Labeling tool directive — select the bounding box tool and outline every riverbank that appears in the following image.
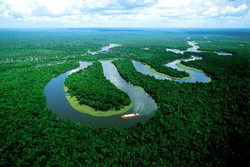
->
[64,87,133,117]
[145,63,191,80]
[176,63,204,73]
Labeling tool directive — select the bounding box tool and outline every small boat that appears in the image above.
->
[121,113,139,119]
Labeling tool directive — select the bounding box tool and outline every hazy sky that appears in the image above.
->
[0,0,249,28]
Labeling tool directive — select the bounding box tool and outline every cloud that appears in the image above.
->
[221,4,248,15]
[117,0,158,9]
[0,0,249,27]
[0,0,84,18]
[0,0,37,18]
[38,0,83,15]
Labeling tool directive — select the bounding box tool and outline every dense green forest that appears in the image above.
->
[65,62,131,111]
[0,29,249,166]
[117,46,190,78]
[113,58,249,166]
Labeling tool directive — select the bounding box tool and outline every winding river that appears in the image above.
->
[44,42,214,128]
[132,60,171,81]
[166,40,232,56]
[166,41,201,54]
[133,56,211,83]
[165,56,211,83]
[44,61,157,128]
[88,44,121,55]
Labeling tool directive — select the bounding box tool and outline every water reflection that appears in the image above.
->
[186,41,201,53]
[165,56,211,83]
[132,60,171,80]
[214,52,232,56]
[66,62,92,75]
[88,44,121,55]
[166,41,201,54]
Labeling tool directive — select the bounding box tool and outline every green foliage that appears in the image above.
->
[65,62,130,111]
[113,49,249,166]
[0,29,249,166]
[112,43,190,78]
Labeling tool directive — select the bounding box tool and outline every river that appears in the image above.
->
[88,44,121,55]
[133,56,211,83]
[44,61,157,128]
[44,41,213,128]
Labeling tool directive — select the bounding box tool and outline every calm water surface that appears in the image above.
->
[165,56,211,83]
[214,52,232,56]
[88,44,120,55]
[133,56,211,83]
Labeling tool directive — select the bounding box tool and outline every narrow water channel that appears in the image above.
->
[165,56,211,83]
[132,60,171,80]
[133,56,211,83]
[166,40,233,57]
[214,52,232,56]
[166,41,201,54]
[88,44,121,55]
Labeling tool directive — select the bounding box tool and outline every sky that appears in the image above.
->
[0,0,249,28]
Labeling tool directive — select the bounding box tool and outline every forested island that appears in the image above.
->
[65,62,132,115]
